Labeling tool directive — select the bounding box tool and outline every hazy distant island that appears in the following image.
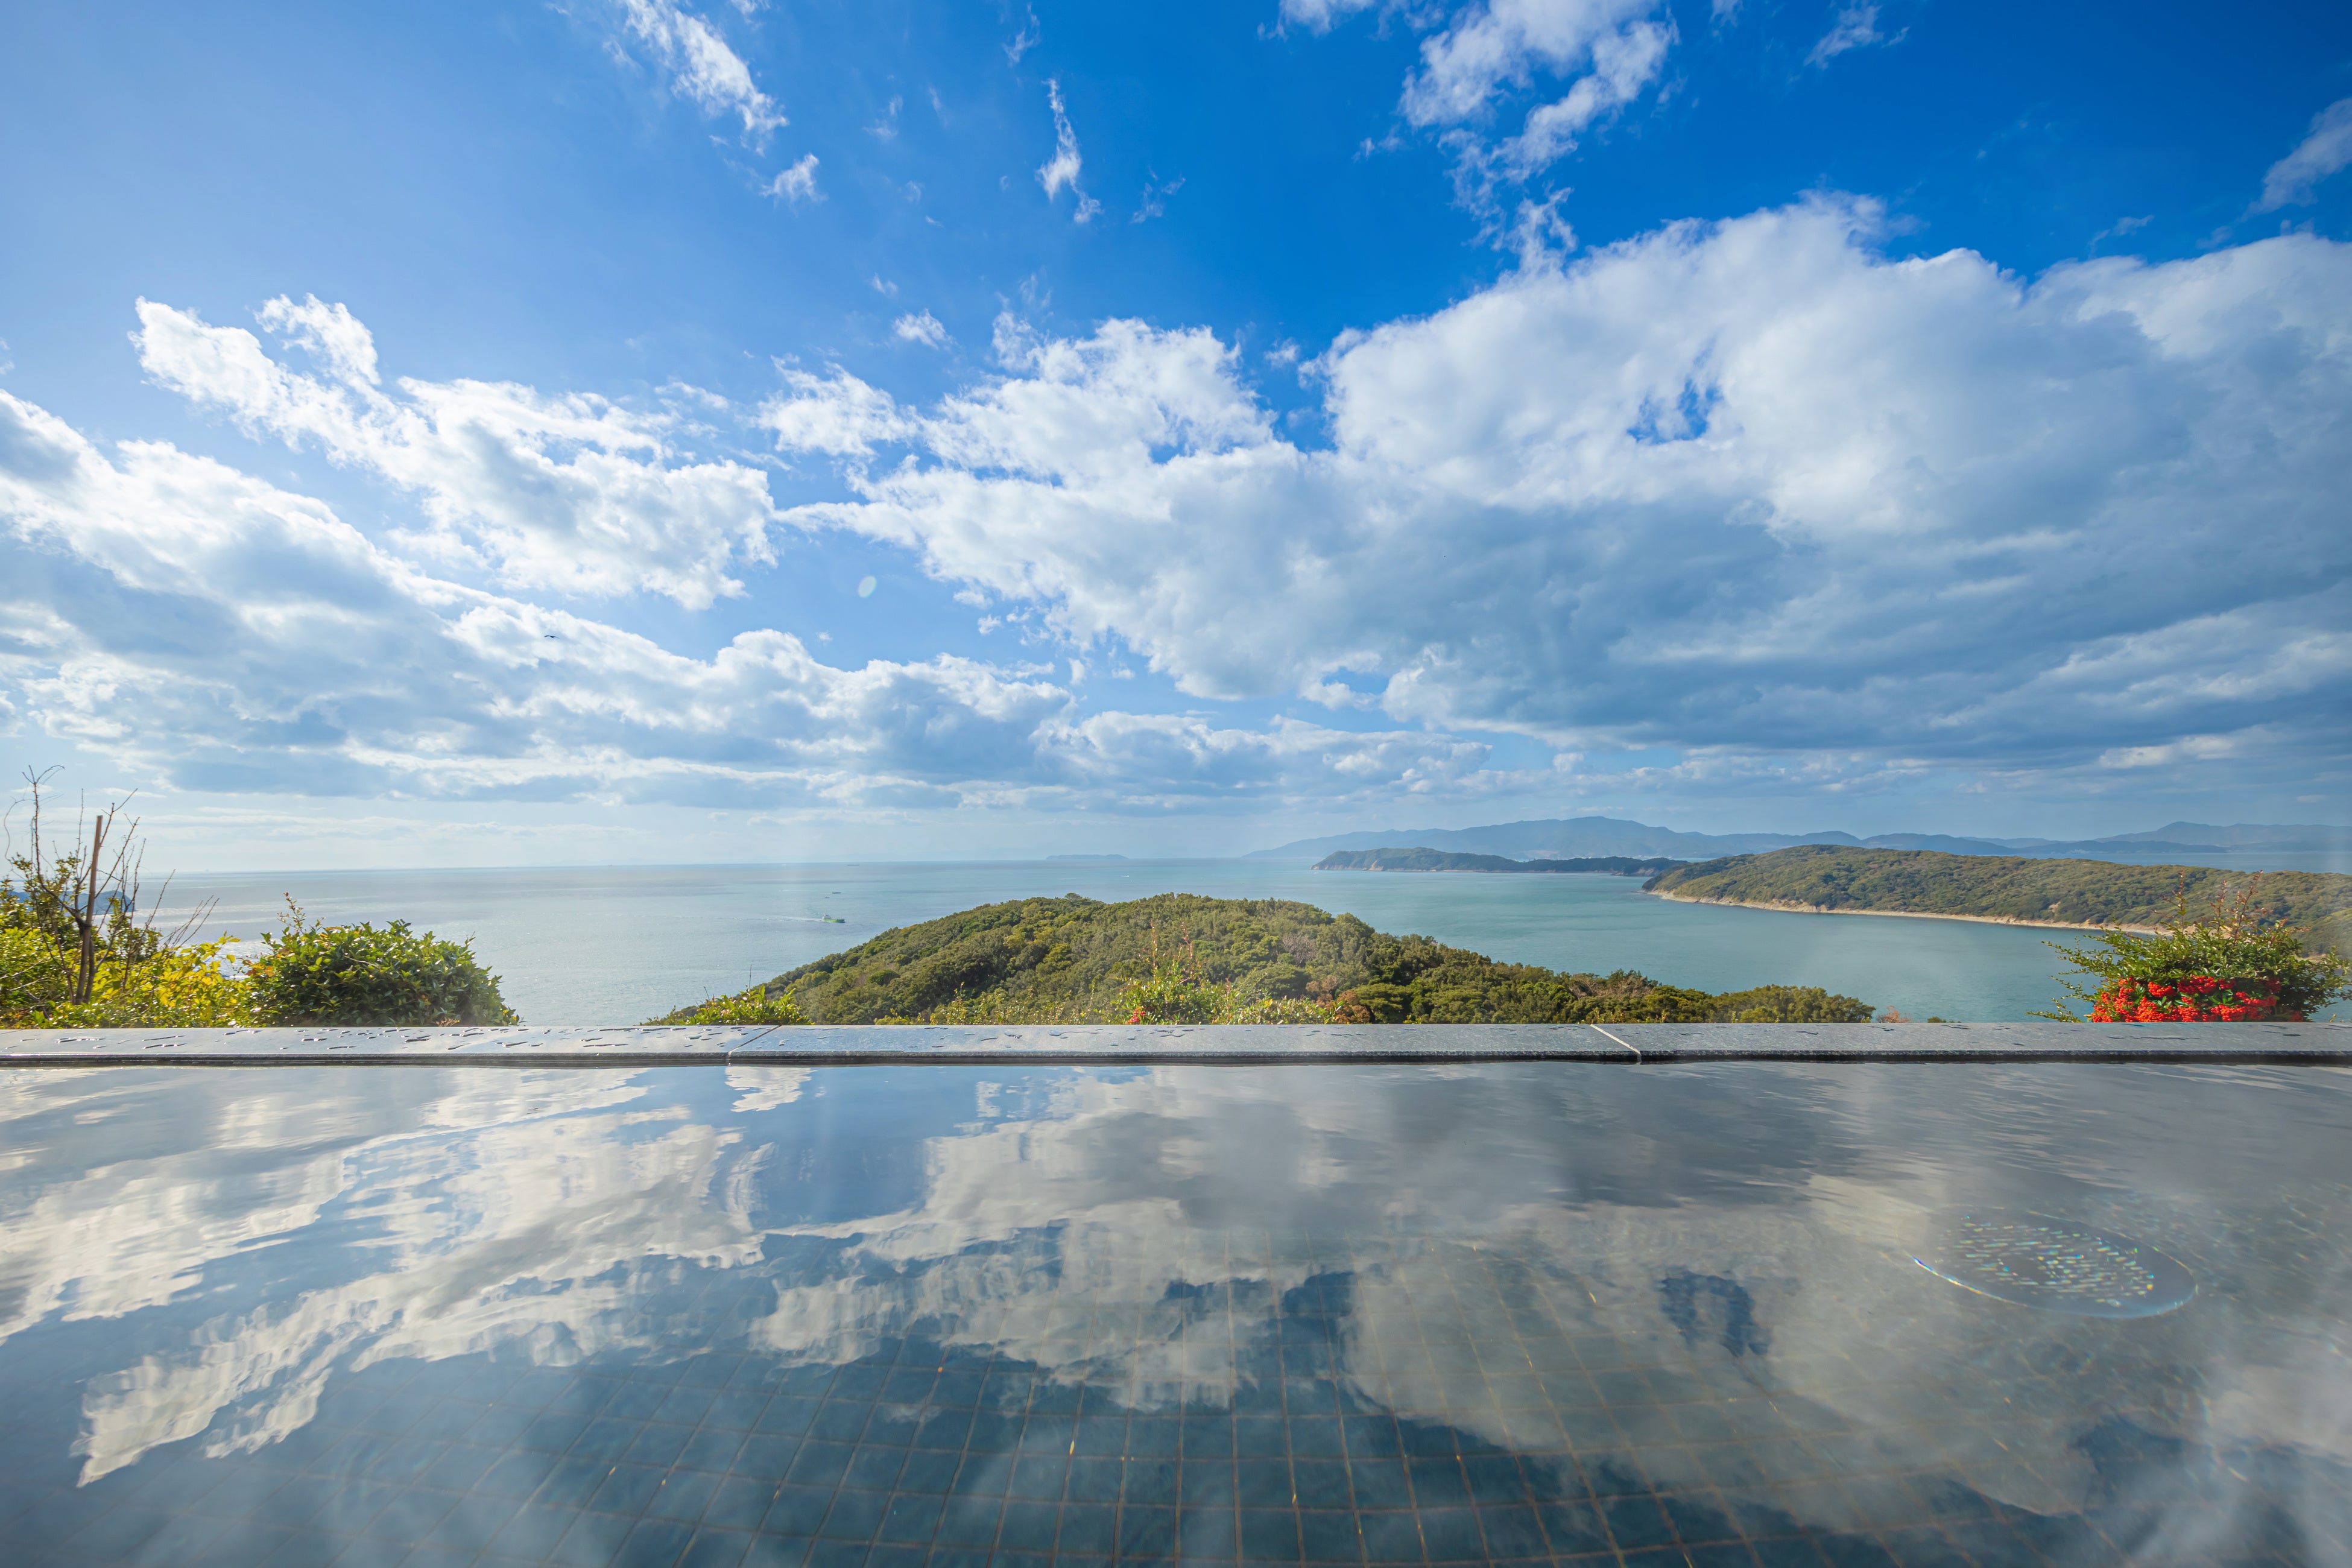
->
[1645,846,2351,950]
[1316,847,1687,877]
[657,892,1873,1025]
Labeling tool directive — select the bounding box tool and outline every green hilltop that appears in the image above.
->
[660,892,1875,1025]
[1646,846,2351,950]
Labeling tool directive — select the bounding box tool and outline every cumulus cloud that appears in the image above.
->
[893,310,950,347]
[759,365,914,456]
[2256,97,2352,212]
[1806,4,1897,67]
[1036,80,1101,223]
[769,203,2352,787]
[16,209,2352,815]
[133,295,778,608]
[611,0,785,142]
[0,378,1498,809]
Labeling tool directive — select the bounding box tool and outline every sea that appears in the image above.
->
[166,847,2349,1026]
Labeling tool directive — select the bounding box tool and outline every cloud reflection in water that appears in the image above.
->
[0,1060,2345,1561]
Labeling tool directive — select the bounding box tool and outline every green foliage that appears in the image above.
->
[1706,984,1879,1023]
[4,774,253,1028]
[668,986,809,1025]
[2037,880,2350,1022]
[25,939,256,1028]
[247,899,518,1026]
[1109,929,1342,1023]
[1648,846,2351,952]
[659,892,1871,1025]
[0,926,72,1024]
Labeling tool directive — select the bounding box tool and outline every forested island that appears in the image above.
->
[1315,847,1687,876]
[659,892,1872,1025]
[1646,846,2352,950]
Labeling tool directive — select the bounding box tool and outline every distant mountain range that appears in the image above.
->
[1250,815,2351,862]
[1314,849,1686,876]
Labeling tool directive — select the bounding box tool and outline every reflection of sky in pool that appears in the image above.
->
[1,1061,2346,1566]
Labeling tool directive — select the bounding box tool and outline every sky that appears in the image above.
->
[2,0,2349,868]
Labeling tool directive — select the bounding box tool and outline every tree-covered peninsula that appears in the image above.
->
[657,893,1873,1025]
[1646,846,2351,951]
[1315,847,1688,876]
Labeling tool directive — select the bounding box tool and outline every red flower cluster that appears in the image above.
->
[2088,975,2304,1023]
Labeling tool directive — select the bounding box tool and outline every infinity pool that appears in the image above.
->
[1,1061,2345,1566]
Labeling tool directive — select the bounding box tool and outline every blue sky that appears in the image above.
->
[2,0,2349,867]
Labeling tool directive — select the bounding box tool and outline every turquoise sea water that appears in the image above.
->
[167,858,2345,1027]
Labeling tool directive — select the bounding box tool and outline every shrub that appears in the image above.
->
[36,938,254,1028]
[672,987,808,1025]
[4,774,254,1027]
[0,926,72,1025]
[1707,985,1876,1023]
[2040,878,2349,1022]
[892,992,1072,1025]
[1116,926,1339,1024]
[247,899,517,1026]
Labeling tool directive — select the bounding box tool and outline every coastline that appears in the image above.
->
[1645,889,2161,935]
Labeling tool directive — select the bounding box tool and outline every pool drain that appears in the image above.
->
[1914,1212,2195,1318]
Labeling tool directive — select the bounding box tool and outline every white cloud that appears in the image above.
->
[1303,0,1678,212]
[1133,173,1185,224]
[771,203,2352,787]
[14,209,2352,819]
[893,310,950,348]
[611,0,785,142]
[133,296,777,609]
[1494,14,1674,172]
[1277,0,1380,30]
[2256,97,2352,212]
[2089,213,2152,253]
[1,375,1502,811]
[1806,3,1898,68]
[1036,80,1101,223]
[1402,0,1671,128]
[763,151,820,204]
[1005,5,1040,65]
[760,365,913,455]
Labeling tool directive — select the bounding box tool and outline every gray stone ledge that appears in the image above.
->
[0,1020,2344,1066]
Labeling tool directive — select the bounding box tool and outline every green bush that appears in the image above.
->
[1705,984,1877,1023]
[248,900,517,1026]
[670,987,808,1025]
[0,926,72,1023]
[2038,879,2348,1022]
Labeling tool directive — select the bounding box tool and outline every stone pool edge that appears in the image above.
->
[0,1020,2344,1066]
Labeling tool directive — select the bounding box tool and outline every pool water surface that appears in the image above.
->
[0,1061,2345,1566]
